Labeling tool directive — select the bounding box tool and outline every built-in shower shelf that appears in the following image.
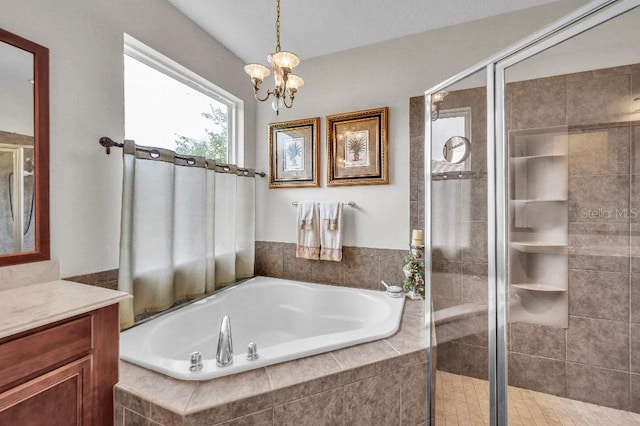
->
[511,242,568,253]
[509,126,569,328]
[511,154,567,161]
[511,198,567,203]
[511,283,567,292]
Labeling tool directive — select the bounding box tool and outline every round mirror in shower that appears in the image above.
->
[442,136,470,164]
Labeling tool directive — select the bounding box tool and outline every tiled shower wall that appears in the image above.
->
[411,64,640,411]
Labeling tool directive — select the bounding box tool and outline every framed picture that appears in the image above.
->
[268,117,320,188]
[326,107,389,186]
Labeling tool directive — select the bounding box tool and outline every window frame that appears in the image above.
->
[123,34,243,164]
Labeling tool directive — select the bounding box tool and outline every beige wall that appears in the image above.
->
[0,0,256,277]
[0,43,33,135]
[254,0,588,250]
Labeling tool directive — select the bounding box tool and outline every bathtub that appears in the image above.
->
[120,276,405,380]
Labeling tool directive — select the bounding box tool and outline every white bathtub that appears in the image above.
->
[120,276,405,380]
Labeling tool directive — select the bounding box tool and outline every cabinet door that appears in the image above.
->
[0,356,92,426]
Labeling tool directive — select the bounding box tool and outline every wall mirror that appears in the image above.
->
[431,107,471,171]
[0,28,49,266]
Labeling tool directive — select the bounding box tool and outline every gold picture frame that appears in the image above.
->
[326,107,389,186]
[268,117,320,188]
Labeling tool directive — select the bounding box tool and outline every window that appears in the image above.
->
[124,36,242,164]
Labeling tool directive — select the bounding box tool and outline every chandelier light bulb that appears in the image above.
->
[274,67,283,83]
[287,74,304,92]
[244,63,270,81]
[270,51,300,70]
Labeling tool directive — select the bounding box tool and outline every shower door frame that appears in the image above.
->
[423,0,640,424]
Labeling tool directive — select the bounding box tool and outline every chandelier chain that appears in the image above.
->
[275,0,281,52]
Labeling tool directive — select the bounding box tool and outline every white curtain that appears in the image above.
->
[118,141,255,328]
[236,169,256,279]
[214,165,237,288]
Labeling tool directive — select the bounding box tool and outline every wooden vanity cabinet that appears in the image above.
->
[0,303,119,425]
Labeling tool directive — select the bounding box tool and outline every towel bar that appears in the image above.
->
[292,201,356,207]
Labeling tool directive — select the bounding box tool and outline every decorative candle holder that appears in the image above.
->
[409,244,424,258]
[403,244,425,300]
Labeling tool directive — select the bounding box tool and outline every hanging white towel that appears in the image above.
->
[296,201,320,260]
[319,201,343,262]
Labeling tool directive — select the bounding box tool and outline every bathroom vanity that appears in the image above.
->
[0,281,128,425]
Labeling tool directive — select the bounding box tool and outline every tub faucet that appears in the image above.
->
[216,315,234,367]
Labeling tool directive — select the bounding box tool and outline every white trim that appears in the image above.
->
[424,92,434,426]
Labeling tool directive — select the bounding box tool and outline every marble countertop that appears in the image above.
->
[0,280,129,339]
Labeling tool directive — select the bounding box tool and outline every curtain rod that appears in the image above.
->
[99,137,266,177]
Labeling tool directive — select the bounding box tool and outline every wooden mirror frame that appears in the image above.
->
[0,28,50,266]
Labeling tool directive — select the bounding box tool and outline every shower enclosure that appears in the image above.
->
[424,0,640,423]
[0,144,34,255]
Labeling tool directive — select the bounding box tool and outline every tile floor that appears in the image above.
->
[435,371,640,425]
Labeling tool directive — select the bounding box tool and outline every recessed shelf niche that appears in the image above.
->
[509,126,569,328]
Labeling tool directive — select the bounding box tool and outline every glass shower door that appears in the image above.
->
[425,69,492,424]
[499,3,640,422]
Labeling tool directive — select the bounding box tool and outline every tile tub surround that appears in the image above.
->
[115,299,428,426]
[256,242,408,291]
[65,245,407,294]
[411,64,640,411]
[64,268,119,290]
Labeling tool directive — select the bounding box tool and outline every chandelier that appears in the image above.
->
[244,0,303,115]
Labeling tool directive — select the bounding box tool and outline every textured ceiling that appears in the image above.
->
[166,0,564,63]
